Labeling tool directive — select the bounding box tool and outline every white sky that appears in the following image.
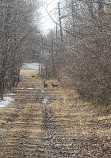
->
[39,0,59,34]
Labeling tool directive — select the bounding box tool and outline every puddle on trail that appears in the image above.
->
[42,96,49,105]
[22,63,39,70]
[8,93,16,96]
[28,88,36,95]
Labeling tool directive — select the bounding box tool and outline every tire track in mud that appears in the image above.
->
[40,92,78,158]
[41,94,57,157]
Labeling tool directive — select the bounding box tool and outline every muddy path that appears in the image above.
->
[0,69,111,158]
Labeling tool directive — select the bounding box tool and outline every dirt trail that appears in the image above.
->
[0,69,111,158]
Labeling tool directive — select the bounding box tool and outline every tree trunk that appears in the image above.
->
[0,80,4,100]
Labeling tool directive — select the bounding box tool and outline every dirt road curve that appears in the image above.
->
[0,69,111,158]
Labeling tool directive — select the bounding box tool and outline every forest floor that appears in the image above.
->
[0,69,111,158]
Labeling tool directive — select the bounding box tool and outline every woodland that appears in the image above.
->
[0,0,111,107]
[0,1,111,157]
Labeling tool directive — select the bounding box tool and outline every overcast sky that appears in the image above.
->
[39,0,59,34]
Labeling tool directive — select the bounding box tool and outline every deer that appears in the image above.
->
[43,81,48,88]
[52,83,58,88]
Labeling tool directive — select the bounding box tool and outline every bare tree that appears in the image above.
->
[0,0,40,99]
[42,0,111,105]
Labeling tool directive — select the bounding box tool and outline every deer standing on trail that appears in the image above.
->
[43,81,48,88]
[52,83,58,88]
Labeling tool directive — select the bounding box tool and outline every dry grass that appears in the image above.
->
[46,82,111,157]
[0,69,111,158]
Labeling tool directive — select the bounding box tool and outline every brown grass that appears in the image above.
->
[0,69,111,157]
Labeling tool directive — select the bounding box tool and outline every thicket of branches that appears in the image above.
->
[0,0,40,99]
[40,0,111,106]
